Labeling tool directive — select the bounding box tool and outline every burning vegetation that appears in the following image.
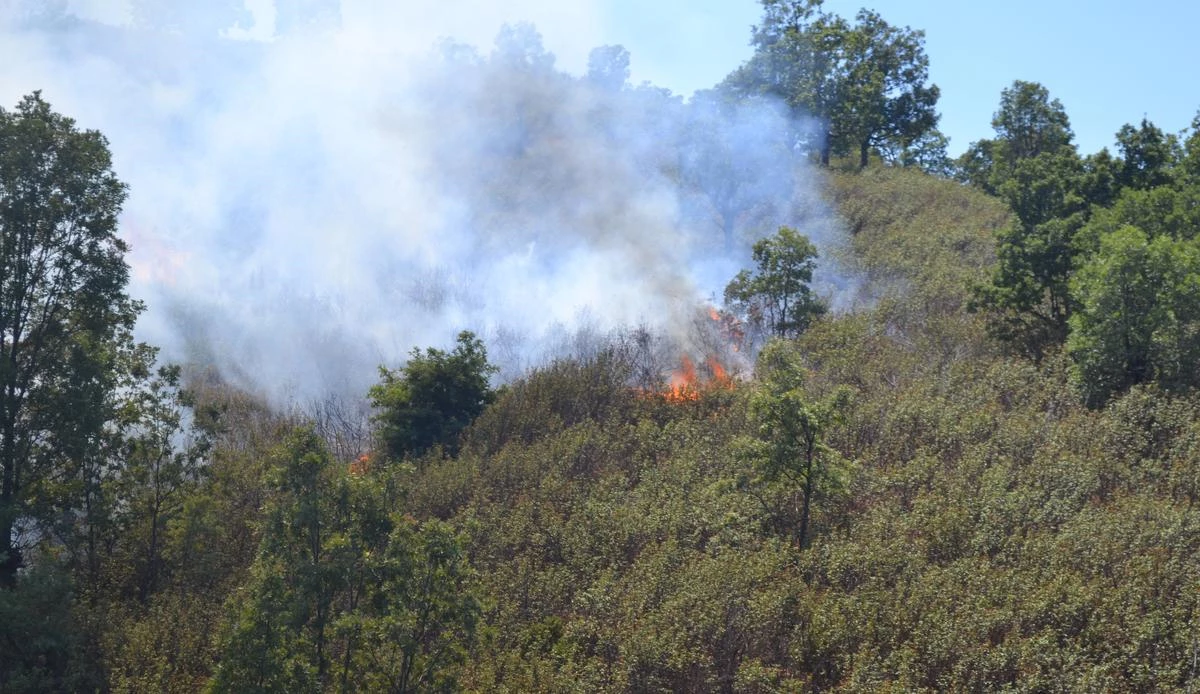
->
[646,304,744,403]
[660,354,735,402]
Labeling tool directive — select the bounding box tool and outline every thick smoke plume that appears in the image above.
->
[0,1,843,403]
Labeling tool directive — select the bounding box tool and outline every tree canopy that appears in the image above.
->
[722,0,940,167]
[725,226,826,341]
[369,331,497,461]
[0,93,143,587]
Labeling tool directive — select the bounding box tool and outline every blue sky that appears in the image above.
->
[601,0,1200,157]
[57,1,1200,157]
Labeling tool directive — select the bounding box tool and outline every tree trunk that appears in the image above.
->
[798,438,815,550]
[859,140,870,169]
[0,515,17,588]
[1,415,18,588]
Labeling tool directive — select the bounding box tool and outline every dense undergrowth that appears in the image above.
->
[406,166,1200,691]
[8,165,1198,692]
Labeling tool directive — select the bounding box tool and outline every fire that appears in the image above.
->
[665,355,701,402]
[642,304,742,404]
[660,354,735,403]
[707,355,730,386]
[706,304,747,354]
[349,453,371,476]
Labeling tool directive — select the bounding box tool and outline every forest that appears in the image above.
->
[3,0,1200,691]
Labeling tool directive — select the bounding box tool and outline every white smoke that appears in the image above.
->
[0,1,842,402]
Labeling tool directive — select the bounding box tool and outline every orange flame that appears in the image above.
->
[706,304,747,354]
[657,354,735,403]
[665,355,701,402]
[349,453,371,476]
[707,356,731,387]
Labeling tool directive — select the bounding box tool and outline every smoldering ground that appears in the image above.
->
[0,1,846,403]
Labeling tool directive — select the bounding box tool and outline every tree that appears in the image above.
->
[1183,111,1200,182]
[724,226,826,342]
[990,80,1074,162]
[737,340,849,548]
[1067,227,1200,407]
[585,45,630,92]
[1114,118,1179,192]
[678,91,795,252]
[957,80,1076,194]
[721,0,939,167]
[210,427,479,693]
[0,93,142,587]
[369,331,497,461]
[835,9,940,167]
[899,127,953,176]
[112,363,211,602]
[965,82,1087,357]
[491,22,556,72]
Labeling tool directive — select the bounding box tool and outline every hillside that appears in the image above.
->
[4,2,1200,691]
[390,167,1198,691]
[3,150,1198,691]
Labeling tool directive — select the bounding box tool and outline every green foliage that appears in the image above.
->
[724,226,826,341]
[738,340,851,548]
[830,165,1003,361]
[960,82,1092,358]
[1114,118,1180,191]
[370,331,498,461]
[109,364,212,601]
[723,0,939,167]
[964,82,1200,374]
[0,92,143,587]
[989,80,1074,162]
[1067,227,1200,406]
[898,127,953,176]
[210,427,479,693]
[958,81,1075,192]
[1077,183,1200,250]
[373,162,1200,692]
[11,22,1200,693]
[0,561,93,693]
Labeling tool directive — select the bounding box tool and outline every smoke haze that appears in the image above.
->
[0,1,843,402]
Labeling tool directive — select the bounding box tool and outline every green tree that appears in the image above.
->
[341,518,479,693]
[1182,110,1200,181]
[965,82,1087,357]
[1067,227,1200,406]
[958,80,1076,194]
[738,340,849,548]
[370,331,497,461]
[111,363,211,602]
[835,9,940,168]
[0,93,142,587]
[722,0,939,167]
[989,80,1074,161]
[210,427,478,693]
[0,562,90,692]
[724,226,826,341]
[1114,118,1179,191]
[899,127,953,176]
